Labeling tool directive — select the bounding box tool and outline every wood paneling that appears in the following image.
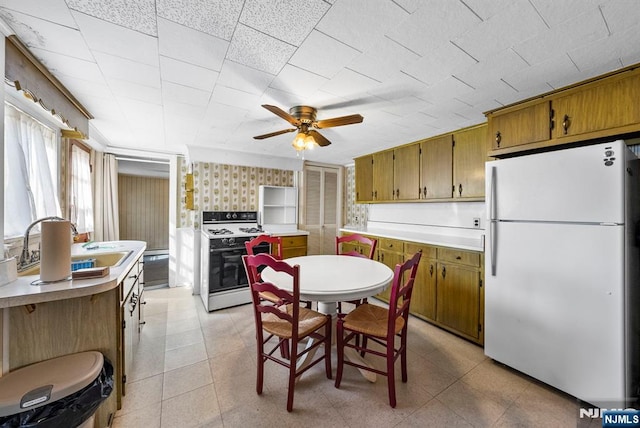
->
[118,175,169,250]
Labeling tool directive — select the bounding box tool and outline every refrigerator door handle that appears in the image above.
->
[489,166,497,276]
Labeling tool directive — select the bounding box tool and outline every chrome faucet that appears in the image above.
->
[18,216,78,271]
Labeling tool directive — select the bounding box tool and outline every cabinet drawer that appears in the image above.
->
[121,266,139,302]
[283,247,307,259]
[437,248,480,267]
[404,242,436,259]
[281,235,307,248]
[378,237,403,252]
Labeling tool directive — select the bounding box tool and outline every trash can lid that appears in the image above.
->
[0,351,104,417]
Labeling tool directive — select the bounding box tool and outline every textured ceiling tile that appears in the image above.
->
[348,36,421,82]
[452,2,548,61]
[393,0,422,14]
[514,8,608,66]
[288,30,360,79]
[211,85,261,110]
[157,18,228,71]
[203,102,249,130]
[66,0,157,36]
[529,0,603,28]
[216,61,275,95]
[402,42,478,86]
[227,24,296,75]
[0,0,76,27]
[72,11,158,66]
[93,51,161,88]
[240,0,329,46]
[461,0,526,21]
[455,49,529,88]
[160,56,219,92]
[569,25,640,71]
[599,0,640,34]
[316,0,408,51]
[157,0,243,40]
[269,65,329,97]
[502,54,577,94]
[162,81,212,107]
[0,9,92,60]
[164,100,207,122]
[320,68,382,99]
[30,47,104,82]
[108,78,162,104]
[59,75,113,100]
[386,1,480,57]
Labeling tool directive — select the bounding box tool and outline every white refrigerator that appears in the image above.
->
[485,140,640,408]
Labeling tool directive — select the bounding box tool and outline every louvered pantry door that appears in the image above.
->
[302,165,340,255]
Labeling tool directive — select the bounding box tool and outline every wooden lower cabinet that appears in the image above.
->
[366,234,484,345]
[278,234,308,258]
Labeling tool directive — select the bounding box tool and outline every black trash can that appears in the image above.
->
[0,351,113,428]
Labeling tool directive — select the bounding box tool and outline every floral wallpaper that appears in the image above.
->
[178,157,294,228]
[344,165,368,228]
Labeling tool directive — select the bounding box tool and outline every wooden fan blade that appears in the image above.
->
[308,130,331,147]
[314,114,363,129]
[262,104,300,126]
[253,128,297,139]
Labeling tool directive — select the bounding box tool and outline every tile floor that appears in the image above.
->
[113,286,600,428]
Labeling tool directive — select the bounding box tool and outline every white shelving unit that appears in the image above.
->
[259,185,298,232]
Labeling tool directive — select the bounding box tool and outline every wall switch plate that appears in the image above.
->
[473,218,481,228]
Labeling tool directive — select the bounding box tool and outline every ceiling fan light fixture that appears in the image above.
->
[292,131,307,151]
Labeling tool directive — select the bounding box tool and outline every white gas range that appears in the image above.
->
[199,211,270,312]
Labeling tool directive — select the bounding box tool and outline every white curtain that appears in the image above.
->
[4,103,60,238]
[70,144,94,234]
[92,151,119,241]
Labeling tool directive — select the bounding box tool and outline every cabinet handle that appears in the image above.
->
[441,266,446,278]
[562,114,570,135]
[458,184,463,197]
[381,253,384,262]
[396,188,400,199]
[495,131,501,147]
[423,186,427,198]
[418,187,422,198]
[549,108,555,130]
[374,190,377,199]
[456,256,462,260]
[429,264,434,276]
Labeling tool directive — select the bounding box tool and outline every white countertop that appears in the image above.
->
[340,226,484,252]
[0,240,146,308]
[268,229,309,236]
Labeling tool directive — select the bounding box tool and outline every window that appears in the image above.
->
[69,141,94,234]
[4,102,61,238]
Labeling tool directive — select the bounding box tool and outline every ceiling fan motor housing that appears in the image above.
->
[289,106,317,123]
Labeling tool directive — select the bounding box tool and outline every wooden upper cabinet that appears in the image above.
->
[393,144,420,200]
[552,69,640,140]
[372,150,394,201]
[354,155,373,203]
[487,100,551,150]
[453,124,487,199]
[420,135,453,199]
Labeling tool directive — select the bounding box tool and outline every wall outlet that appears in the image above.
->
[473,218,481,228]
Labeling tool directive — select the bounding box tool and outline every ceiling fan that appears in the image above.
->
[253,105,364,151]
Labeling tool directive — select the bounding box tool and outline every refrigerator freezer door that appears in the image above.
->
[486,140,626,224]
[485,221,625,407]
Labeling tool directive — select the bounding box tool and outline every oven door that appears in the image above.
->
[208,241,270,294]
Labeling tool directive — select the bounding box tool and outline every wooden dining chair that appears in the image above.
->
[245,235,283,304]
[334,250,422,408]
[335,234,378,312]
[242,253,332,412]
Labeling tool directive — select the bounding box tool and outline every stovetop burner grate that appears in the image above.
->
[208,228,233,235]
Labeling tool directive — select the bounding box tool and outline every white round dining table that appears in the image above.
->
[260,254,394,316]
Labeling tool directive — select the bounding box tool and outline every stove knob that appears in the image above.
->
[226,213,232,219]
[228,237,235,246]
[232,212,238,219]
[221,238,228,245]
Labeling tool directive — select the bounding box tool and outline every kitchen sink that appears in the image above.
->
[17,250,133,277]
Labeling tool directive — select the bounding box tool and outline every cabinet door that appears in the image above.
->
[375,249,403,302]
[393,144,420,200]
[372,151,394,201]
[355,155,374,202]
[453,125,487,199]
[488,101,550,150]
[436,262,481,339]
[552,71,640,139]
[411,257,437,320]
[420,135,453,199]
